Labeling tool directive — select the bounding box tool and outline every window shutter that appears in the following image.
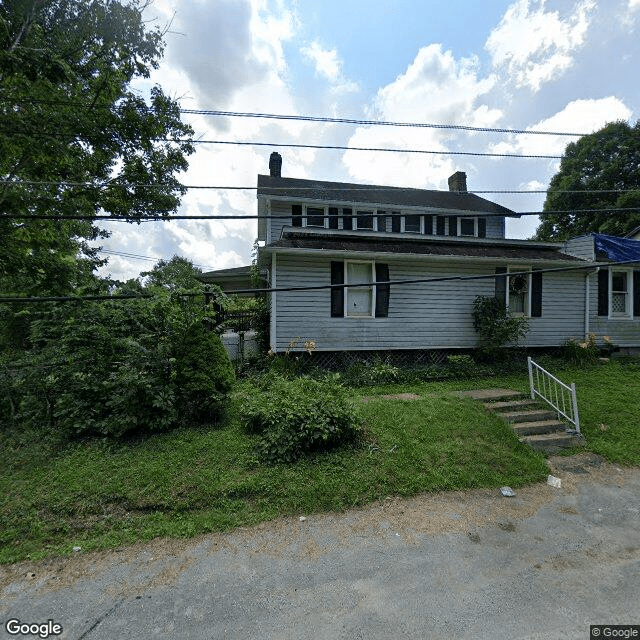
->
[634,270,640,317]
[331,262,344,317]
[342,207,352,230]
[391,212,401,233]
[436,216,446,235]
[478,218,486,238]
[495,266,507,308]
[424,215,433,235]
[292,204,302,227]
[448,216,458,236]
[598,268,609,316]
[328,207,339,230]
[375,263,390,318]
[531,268,543,317]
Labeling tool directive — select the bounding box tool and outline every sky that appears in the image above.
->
[96,0,640,281]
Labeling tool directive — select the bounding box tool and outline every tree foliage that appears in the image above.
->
[0,0,194,296]
[536,121,640,240]
[141,255,204,292]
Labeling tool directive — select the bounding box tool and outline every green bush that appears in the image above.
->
[472,295,530,359]
[1,294,235,439]
[238,376,362,463]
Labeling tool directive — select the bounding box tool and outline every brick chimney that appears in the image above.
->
[448,171,467,192]
[269,152,282,178]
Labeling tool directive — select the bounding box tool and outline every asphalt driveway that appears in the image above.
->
[2,454,639,640]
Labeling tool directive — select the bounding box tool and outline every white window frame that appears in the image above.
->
[401,213,423,234]
[609,268,632,318]
[303,204,328,228]
[354,209,377,231]
[458,216,478,237]
[506,266,532,317]
[344,260,376,318]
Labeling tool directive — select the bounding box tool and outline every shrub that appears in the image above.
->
[238,377,362,463]
[562,332,611,365]
[1,294,235,439]
[472,295,530,359]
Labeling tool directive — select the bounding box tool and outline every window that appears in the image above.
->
[345,261,374,316]
[305,206,326,227]
[495,265,542,318]
[355,210,375,230]
[331,261,390,318]
[598,268,640,319]
[507,269,530,315]
[611,271,630,316]
[402,214,421,233]
[459,217,476,237]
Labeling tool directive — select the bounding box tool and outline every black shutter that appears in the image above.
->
[495,266,507,308]
[436,216,446,235]
[375,263,390,318]
[391,212,401,233]
[598,268,609,316]
[331,262,344,317]
[342,208,352,230]
[478,218,486,238]
[377,211,386,232]
[328,207,339,230]
[424,215,433,235]
[634,270,640,317]
[531,268,543,317]
[448,216,458,236]
[292,204,302,227]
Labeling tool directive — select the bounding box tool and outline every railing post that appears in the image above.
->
[571,382,580,435]
[527,356,535,400]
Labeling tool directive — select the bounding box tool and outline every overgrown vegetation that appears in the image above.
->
[1,293,234,439]
[237,376,362,463]
[472,295,530,358]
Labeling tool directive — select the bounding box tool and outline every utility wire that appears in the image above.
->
[2,179,638,196]
[2,260,639,304]
[0,97,588,136]
[2,208,640,221]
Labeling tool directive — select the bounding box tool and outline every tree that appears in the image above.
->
[0,0,194,297]
[536,121,640,240]
[141,255,204,292]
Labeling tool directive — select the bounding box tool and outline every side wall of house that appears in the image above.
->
[271,254,586,352]
[266,200,505,242]
[562,235,595,260]
[586,270,640,347]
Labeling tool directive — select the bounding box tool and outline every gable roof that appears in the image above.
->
[257,175,517,215]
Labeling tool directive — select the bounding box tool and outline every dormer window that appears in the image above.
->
[355,210,376,230]
[402,214,421,233]
[459,217,476,237]
[305,205,326,227]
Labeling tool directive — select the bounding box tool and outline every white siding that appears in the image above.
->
[272,254,586,351]
[563,236,595,261]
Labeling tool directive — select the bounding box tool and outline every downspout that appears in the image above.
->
[585,269,591,338]
[270,252,277,352]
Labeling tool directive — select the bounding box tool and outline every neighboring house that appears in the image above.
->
[250,152,640,355]
[563,234,640,348]
[198,265,255,296]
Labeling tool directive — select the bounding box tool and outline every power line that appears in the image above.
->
[2,208,640,221]
[2,179,638,196]
[181,109,588,137]
[2,260,639,304]
[1,97,589,136]
[99,249,218,270]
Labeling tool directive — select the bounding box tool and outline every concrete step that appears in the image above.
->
[484,399,539,412]
[512,420,567,436]
[501,409,558,423]
[523,432,584,453]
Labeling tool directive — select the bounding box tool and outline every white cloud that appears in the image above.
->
[486,0,596,92]
[489,96,632,158]
[630,0,640,10]
[343,44,501,188]
[301,40,359,94]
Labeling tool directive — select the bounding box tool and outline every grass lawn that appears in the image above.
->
[1,358,638,564]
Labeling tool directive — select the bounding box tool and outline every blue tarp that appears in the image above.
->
[593,233,640,263]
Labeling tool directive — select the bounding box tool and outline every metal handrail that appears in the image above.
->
[527,357,580,434]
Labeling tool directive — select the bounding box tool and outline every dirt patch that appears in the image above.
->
[361,393,420,403]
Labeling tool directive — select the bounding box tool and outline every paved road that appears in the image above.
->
[2,454,639,640]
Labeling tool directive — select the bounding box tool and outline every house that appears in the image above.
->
[249,152,640,356]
